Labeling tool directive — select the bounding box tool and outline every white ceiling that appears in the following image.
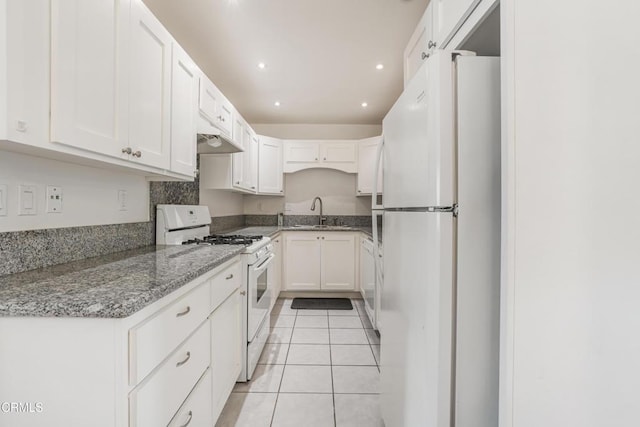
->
[143,0,429,125]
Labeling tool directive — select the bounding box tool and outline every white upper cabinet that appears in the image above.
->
[433,0,480,48]
[128,0,171,170]
[357,136,383,196]
[231,117,246,190]
[283,140,357,173]
[198,76,232,139]
[404,1,435,86]
[284,141,320,164]
[258,135,284,195]
[50,0,129,157]
[170,43,198,177]
[241,125,256,191]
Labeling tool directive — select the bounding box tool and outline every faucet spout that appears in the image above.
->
[310,197,326,225]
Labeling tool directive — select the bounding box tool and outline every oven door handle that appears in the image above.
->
[253,253,275,273]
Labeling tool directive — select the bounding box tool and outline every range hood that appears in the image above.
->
[197,116,243,154]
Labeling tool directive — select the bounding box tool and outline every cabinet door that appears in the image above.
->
[284,233,321,290]
[170,43,198,177]
[321,142,357,164]
[283,140,320,172]
[231,117,245,189]
[433,0,479,47]
[211,289,242,422]
[271,235,283,311]
[50,0,129,157]
[357,136,383,195]
[321,233,356,291]
[403,2,434,86]
[241,128,257,192]
[216,98,233,139]
[128,0,171,169]
[258,136,284,195]
[199,76,220,128]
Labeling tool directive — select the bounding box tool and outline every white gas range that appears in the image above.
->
[156,204,274,382]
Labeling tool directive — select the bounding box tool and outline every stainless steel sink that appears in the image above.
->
[291,225,354,230]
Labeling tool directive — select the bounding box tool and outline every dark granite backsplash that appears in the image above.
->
[283,215,372,228]
[210,215,246,233]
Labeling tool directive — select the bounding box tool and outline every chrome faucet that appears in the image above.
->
[310,197,326,225]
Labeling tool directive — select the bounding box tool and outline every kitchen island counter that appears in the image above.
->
[0,244,244,318]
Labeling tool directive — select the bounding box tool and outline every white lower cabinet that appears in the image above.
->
[284,232,323,290]
[271,234,283,310]
[169,368,212,427]
[283,232,357,291]
[130,321,210,427]
[210,289,242,422]
[0,256,243,427]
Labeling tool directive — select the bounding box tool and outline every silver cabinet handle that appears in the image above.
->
[316,237,320,240]
[176,351,191,367]
[226,274,234,280]
[176,306,191,317]
[323,157,327,160]
[321,237,325,240]
[132,151,142,158]
[428,40,436,49]
[280,190,284,193]
[121,147,132,154]
[421,52,430,60]
[178,411,193,427]
[240,290,246,296]
[251,186,256,189]
[315,157,318,161]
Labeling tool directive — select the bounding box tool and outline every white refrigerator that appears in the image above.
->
[379,51,501,427]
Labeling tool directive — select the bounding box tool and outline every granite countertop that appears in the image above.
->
[0,244,244,318]
[221,225,379,241]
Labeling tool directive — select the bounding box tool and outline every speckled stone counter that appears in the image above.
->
[221,225,380,242]
[0,244,244,318]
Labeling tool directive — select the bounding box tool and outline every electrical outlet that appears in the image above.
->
[46,186,63,213]
[19,185,37,216]
[0,184,7,216]
[118,190,127,211]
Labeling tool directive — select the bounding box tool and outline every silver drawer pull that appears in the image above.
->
[176,351,191,367]
[178,410,193,427]
[176,306,191,317]
[226,274,234,280]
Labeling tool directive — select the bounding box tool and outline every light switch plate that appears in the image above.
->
[118,190,127,211]
[46,185,63,213]
[19,184,37,216]
[0,184,7,216]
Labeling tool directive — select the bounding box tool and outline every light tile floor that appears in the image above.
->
[216,298,384,427]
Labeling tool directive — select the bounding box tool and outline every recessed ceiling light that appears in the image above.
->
[258,62,266,69]
[376,64,384,70]
[274,101,281,107]
[361,102,368,108]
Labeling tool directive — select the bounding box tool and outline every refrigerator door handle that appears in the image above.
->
[372,136,384,211]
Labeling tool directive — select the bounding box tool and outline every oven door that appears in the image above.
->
[247,253,274,341]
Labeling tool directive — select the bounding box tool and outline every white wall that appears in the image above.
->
[0,151,149,232]
[501,1,640,426]
[244,169,371,215]
[199,189,244,217]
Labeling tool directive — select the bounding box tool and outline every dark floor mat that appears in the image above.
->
[291,297,353,310]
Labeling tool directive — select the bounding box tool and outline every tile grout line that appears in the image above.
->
[329,308,337,427]
[269,305,296,426]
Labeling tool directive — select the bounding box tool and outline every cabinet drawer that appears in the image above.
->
[130,321,210,427]
[211,259,242,311]
[168,368,212,427]
[130,283,210,385]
